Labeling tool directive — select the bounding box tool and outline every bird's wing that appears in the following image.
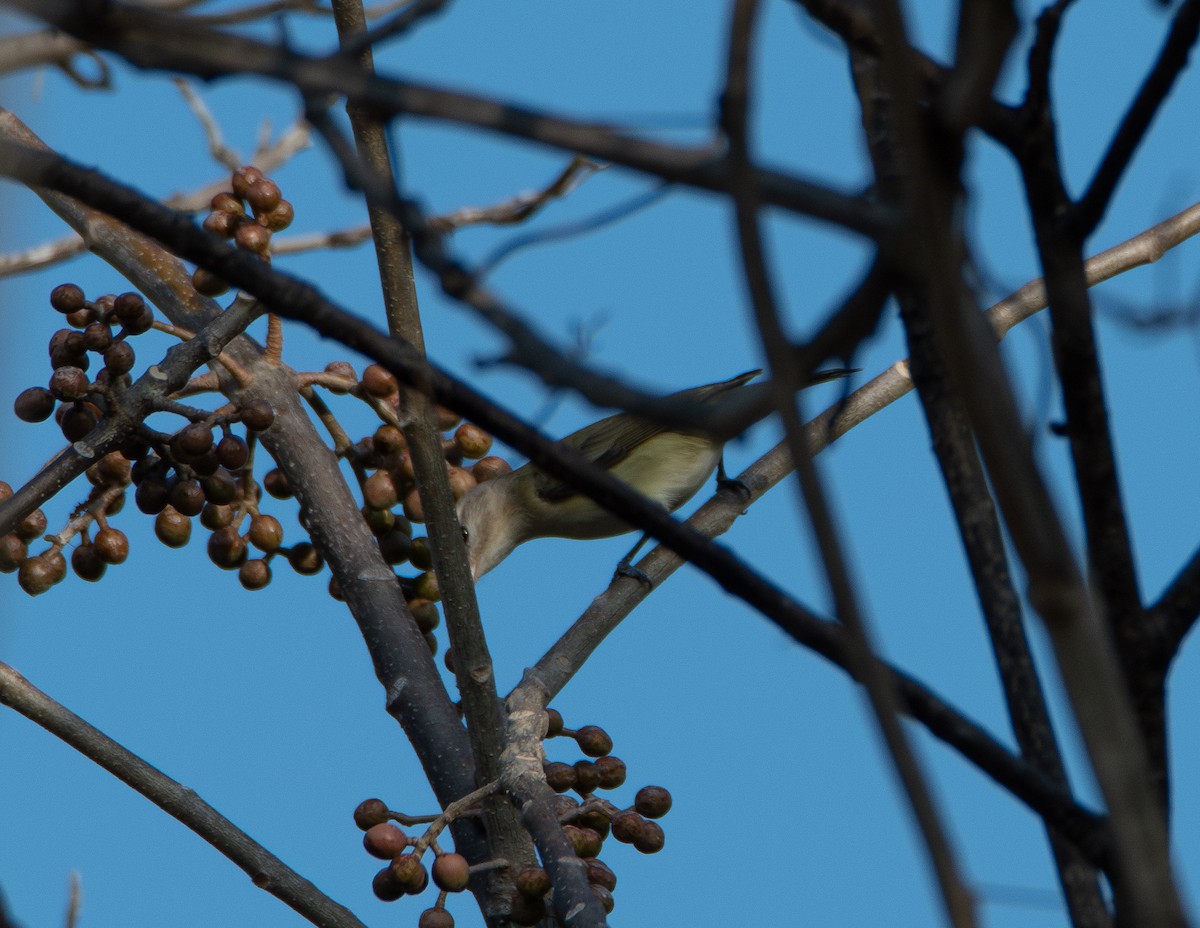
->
[529,370,763,503]
[532,412,666,503]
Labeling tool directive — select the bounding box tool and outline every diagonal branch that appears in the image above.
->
[0,661,368,928]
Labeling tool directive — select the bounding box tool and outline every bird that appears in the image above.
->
[455,368,853,581]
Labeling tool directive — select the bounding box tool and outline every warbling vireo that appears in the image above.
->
[456,368,852,580]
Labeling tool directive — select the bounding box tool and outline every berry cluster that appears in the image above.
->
[193,165,294,294]
[353,797,470,928]
[2,168,509,625]
[354,710,670,924]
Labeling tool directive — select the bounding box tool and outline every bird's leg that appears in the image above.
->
[715,455,751,501]
[612,533,653,586]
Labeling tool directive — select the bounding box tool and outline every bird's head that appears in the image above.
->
[455,474,528,582]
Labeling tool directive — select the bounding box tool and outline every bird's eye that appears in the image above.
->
[461,526,469,541]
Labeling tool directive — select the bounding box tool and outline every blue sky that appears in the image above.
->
[2,1,1200,926]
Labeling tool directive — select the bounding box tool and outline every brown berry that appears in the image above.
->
[231,166,265,198]
[435,406,461,432]
[201,468,238,505]
[238,558,271,590]
[575,725,613,757]
[610,811,644,844]
[0,534,28,573]
[240,399,275,432]
[260,199,294,232]
[207,526,248,569]
[286,542,323,575]
[93,527,129,564]
[572,760,601,796]
[192,267,229,297]
[211,192,244,214]
[360,364,398,398]
[544,762,576,793]
[103,341,135,375]
[363,470,399,510]
[515,867,551,898]
[454,423,492,459]
[15,508,47,542]
[154,507,193,548]
[389,854,428,894]
[446,466,477,501]
[245,178,281,213]
[200,502,234,530]
[71,543,106,581]
[112,292,145,323]
[169,478,206,517]
[121,306,155,336]
[50,283,85,314]
[594,755,627,790]
[413,570,440,603]
[135,476,172,515]
[17,554,57,595]
[634,785,672,819]
[234,222,271,254]
[259,469,291,501]
[545,708,564,737]
[60,402,99,442]
[471,455,512,483]
[584,857,617,891]
[402,487,425,523]
[418,907,454,928]
[372,866,404,902]
[323,360,356,392]
[408,536,433,571]
[591,884,615,914]
[632,818,665,854]
[431,853,470,892]
[216,435,249,470]
[379,528,412,565]
[174,422,214,458]
[14,387,55,422]
[248,514,283,552]
[409,598,439,633]
[353,798,390,831]
[48,366,89,401]
[203,210,240,238]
